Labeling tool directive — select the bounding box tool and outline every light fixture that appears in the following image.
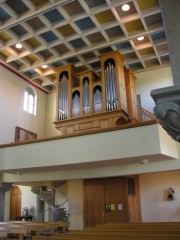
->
[122,4,130,11]
[16,170,23,175]
[137,36,144,41]
[15,43,22,49]
[42,65,47,69]
[140,159,149,164]
[167,187,175,201]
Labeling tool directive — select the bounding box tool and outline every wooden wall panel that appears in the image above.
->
[127,175,142,222]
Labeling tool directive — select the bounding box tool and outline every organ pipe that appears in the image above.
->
[83,78,90,114]
[94,86,102,112]
[105,61,118,111]
[72,91,80,116]
[58,73,68,120]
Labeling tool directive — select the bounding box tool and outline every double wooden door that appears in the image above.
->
[84,177,129,227]
[84,176,141,227]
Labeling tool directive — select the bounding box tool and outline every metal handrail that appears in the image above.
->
[137,106,157,122]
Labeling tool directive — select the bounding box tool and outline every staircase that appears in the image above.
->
[38,186,68,222]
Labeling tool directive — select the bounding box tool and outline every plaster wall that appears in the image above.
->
[45,92,60,137]
[135,66,173,113]
[140,170,180,222]
[0,66,47,144]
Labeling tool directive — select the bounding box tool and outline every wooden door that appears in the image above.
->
[84,179,105,227]
[104,177,129,223]
[84,177,130,227]
[10,186,22,220]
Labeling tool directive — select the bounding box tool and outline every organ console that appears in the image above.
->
[54,50,139,135]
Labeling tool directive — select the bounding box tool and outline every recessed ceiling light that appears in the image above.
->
[15,43,22,49]
[42,65,47,69]
[137,36,144,41]
[122,4,130,11]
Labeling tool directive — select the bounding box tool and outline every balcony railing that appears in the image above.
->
[137,106,157,122]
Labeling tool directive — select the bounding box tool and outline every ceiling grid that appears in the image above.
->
[0,0,170,92]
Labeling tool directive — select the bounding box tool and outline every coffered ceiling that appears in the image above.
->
[0,0,170,93]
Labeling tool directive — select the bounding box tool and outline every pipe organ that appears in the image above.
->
[54,51,138,135]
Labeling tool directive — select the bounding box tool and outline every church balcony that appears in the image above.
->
[0,121,178,183]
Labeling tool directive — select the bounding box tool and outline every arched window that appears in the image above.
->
[23,87,36,115]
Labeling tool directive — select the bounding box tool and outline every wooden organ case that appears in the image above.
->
[54,51,138,135]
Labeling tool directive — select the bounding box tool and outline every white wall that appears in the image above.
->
[135,66,173,113]
[45,92,60,137]
[55,180,84,230]
[19,185,37,218]
[0,65,47,144]
[140,170,180,222]
[68,180,84,230]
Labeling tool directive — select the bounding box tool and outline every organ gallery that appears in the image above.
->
[54,50,139,135]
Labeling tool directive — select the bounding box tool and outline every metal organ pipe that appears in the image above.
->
[58,74,68,120]
[94,87,102,112]
[110,64,114,109]
[111,64,118,110]
[64,75,68,118]
[105,69,109,111]
[58,77,62,120]
[105,61,118,111]
[109,63,113,110]
[72,91,80,116]
[83,79,90,114]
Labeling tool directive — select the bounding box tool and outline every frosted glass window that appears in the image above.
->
[23,87,36,115]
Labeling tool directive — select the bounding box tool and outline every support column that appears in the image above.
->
[151,0,180,142]
[31,187,44,222]
[0,182,13,221]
